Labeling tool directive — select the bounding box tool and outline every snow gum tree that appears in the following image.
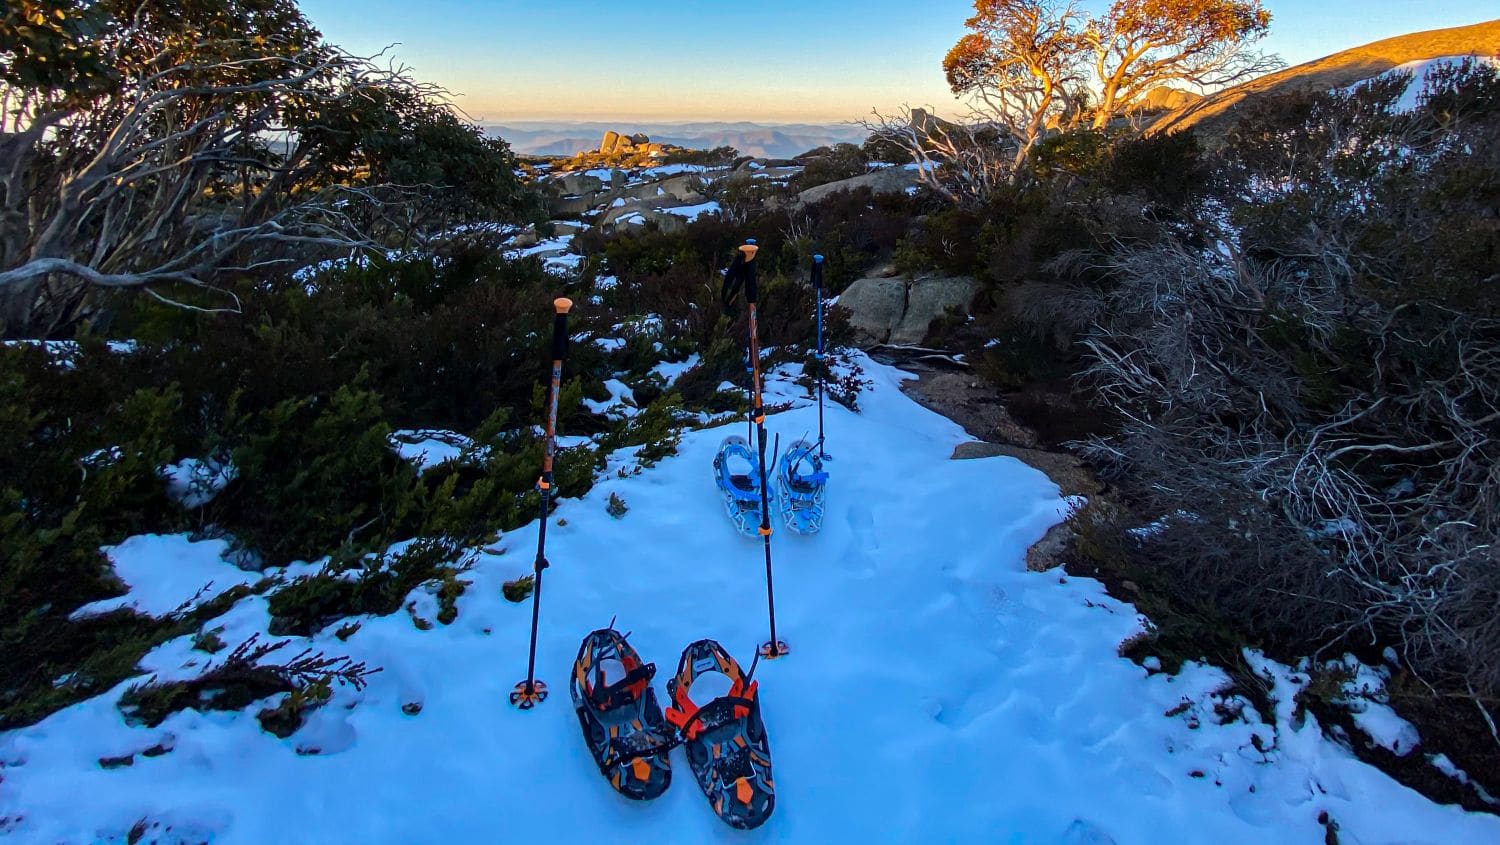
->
[0,0,528,337]
[870,0,1277,198]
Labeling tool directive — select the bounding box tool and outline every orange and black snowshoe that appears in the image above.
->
[569,627,673,800]
[664,639,775,829]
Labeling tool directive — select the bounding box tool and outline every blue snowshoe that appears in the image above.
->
[774,439,827,534]
[713,435,768,538]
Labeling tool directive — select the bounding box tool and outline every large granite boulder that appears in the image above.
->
[556,172,605,196]
[796,165,921,206]
[838,275,978,345]
[548,193,598,216]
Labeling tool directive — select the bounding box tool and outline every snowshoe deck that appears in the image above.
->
[665,639,775,830]
[569,628,672,800]
[713,435,768,538]
[775,439,827,535]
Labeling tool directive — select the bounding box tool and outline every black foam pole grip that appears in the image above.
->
[744,250,759,305]
[550,298,572,360]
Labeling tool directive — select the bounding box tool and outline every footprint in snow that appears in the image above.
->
[839,503,878,575]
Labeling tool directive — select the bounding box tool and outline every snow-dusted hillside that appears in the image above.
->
[2,356,1496,843]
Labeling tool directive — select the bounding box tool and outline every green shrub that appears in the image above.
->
[267,539,470,636]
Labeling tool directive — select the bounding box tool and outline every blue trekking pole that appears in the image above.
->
[812,254,827,460]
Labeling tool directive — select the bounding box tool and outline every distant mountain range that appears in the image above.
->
[485,121,872,159]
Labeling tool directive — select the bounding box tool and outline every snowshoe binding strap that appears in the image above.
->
[590,662,656,711]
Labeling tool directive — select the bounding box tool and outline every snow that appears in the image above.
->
[657,201,721,221]
[615,212,647,227]
[650,354,700,387]
[509,236,573,259]
[636,163,710,178]
[583,379,637,417]
[389,430,472,473]
[543,253,585,274]
[1370,55,1500,111]
[70,536,280,620]
[6,354,1499,843]
[3,339,137,367]
[1335,654,1422,756]
[593,275,619,291]
[161,457,238,508]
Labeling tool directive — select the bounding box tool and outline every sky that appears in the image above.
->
[296,1,1500,123]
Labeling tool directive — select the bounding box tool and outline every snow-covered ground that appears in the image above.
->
[3,355,1496,843]
[657,201,721,222]
[1356,55,1500,111]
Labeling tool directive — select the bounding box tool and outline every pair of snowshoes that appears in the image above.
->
[713,435,827,536]
[570,628,775,830]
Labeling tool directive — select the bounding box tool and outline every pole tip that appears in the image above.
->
[813,254,825,264]
[739,244,759,261]
[553,297,573,315]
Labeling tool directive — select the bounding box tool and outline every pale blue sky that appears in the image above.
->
[297,1,1499,121]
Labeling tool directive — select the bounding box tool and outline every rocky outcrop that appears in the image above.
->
[1134,87,1200,114]
[838,275,978,345]
[795,165,920,206]
[599,205,688,234]
[950,440,1101,498]
[598,131,664,156]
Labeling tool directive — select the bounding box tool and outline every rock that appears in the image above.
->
[600,131,620,153]
[796,165,920,206]
[629,133,649,146]
[837,277,907,344]
[656,174,705,203]
[549,220,586,236]
[547,194,597,216]
[509,224,539,248]
[1026,521,1078,572]
[837,275,977,345]
[950,441,1011,460]
[950,440,1101,498]
[599,204,687,234]
[556,172,604,196]
[901,276,977,343]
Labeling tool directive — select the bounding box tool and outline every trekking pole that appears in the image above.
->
[812,254,826,460]
[511,296,574,709]
[742,243,789,660]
